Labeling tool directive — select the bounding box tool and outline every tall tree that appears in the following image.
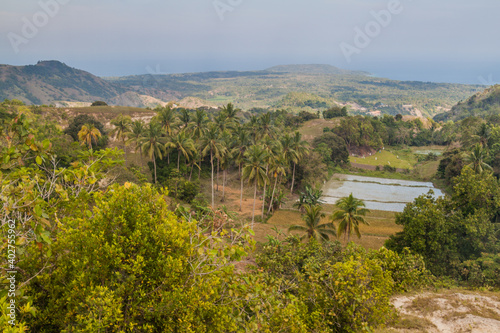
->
[165,130,195,171]
[177,108,191,130]
[219,130,233,202]
[155,106,178,136]
[267,150,287,214]
[140,121,165,183]
[288,204,336,242]
[188,109,209,178]
[260,135,277,219]
[233,126,250,211]
[242,145,268,225]
[188,109,209,139]
[110,114,132,150]
[126,120,146,165]
[78,123,101,150]
[330,193,370,243]
[259,113,275,140]
[290,131,309,194]
[200,124,225,207]
[221,103,239,124]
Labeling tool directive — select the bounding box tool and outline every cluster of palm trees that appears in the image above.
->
[289,193,370,244]
[107,104,310,223]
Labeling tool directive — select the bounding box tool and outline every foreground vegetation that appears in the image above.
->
[1,97,500,332]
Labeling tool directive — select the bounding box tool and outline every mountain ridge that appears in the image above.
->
[0,61,483,117]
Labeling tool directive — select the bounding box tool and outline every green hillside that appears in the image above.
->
[434,84,500,121]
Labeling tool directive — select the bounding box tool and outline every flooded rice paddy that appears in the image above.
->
[322,174,444,212]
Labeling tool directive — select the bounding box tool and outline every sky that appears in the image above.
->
[1,0,499,84]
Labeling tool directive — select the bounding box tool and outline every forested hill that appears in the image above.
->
[434,85,500,122]
[109,65,482,117]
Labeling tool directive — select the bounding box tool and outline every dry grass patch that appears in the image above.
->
[264,205,398,249]
[375,314,437,333]
[407,296,442,315]
[298,118,341,142]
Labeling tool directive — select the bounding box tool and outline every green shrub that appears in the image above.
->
[21,184,251,332]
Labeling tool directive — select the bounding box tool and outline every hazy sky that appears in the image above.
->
[1,0,499,84]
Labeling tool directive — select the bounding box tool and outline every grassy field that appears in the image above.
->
[350,149,416,170]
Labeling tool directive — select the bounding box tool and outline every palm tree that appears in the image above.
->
[188,109,209,178]
[110,114,132,150]
[200,124,225,207]
[188,109,209,139]
[155,106,178,136]
[260,135,277,219]
[177,108,191,130]
[290,131,309,194]
[233,126,250,211]
[165,130,195,171]
[267,151,287,214]
[465,143,492,174]
[288,204,336,242]
[140,121,165,183]
[258,113,275,139]
[78,123,102,150]
[247,115,260,144]
[242,145,269,225]
[126,120,146,165]
[474,123,491,148]
[330,193,370,243]
[221,103,239,124]
[219,130,234,202]
[293,185,325,211]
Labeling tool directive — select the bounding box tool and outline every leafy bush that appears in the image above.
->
[323,106,347,119]
[257,239,430,332]
[383,164,397,172]
[461,253,500,287]
[90,101,108,106]
[21,184,253,332]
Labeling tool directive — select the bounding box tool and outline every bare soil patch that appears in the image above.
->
[386,291,500,333]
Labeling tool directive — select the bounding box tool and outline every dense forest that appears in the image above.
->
[1,97,499,332]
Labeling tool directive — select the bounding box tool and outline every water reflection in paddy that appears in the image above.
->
[322,174,444,212]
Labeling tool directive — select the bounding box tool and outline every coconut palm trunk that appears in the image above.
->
[252,181,257,225]
[210,151,215,207]
[290,162,296,194]
[268,175,279,214]
[261,166,268,219]
[217,159,220,191]
[240,165,244,212]
[222,169,226,202]
[152,152,157,183]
